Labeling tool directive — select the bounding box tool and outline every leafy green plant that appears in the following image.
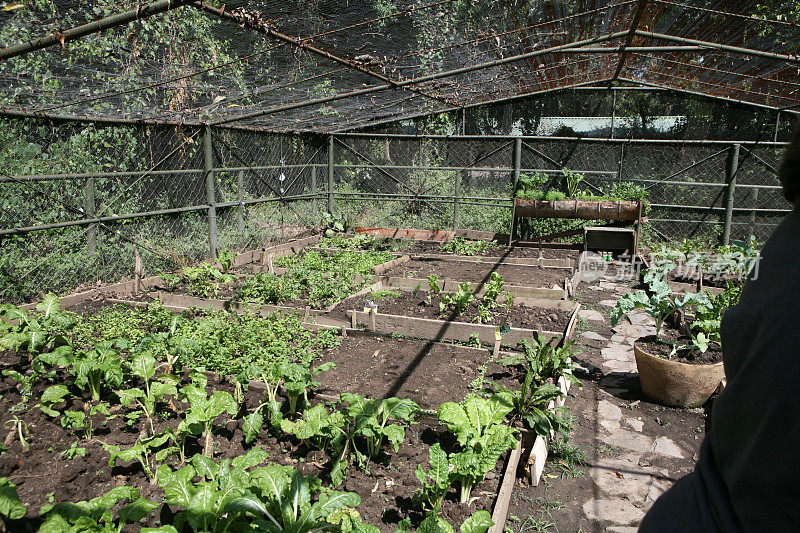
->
[61,402,110,441]
[217,248,237,274]
[692,282,741,347]
[279,403,345,453]
[181,262,235,298]
[61,440,88,460]
[239,272,301,305]
[341,394,420,460]
[39,485,157,532]
[562,168,584,197]
[117,352,179,436]
[156,447,272,533]
[396,510,493,533]
[482,272,504,308]
[610,280,709,341]
[102,430,178,485]
[474,304,492,324]
[227,465,373,533]
[71,340,125,403]
[504,292,515,313]
[441,237,490,256]
[4,416,28,453]
[0,294,74,358]
[439,282,475,314]
[414,443,452,513]
[38,384,71,417]
[0,477,26,522]
[437,395,517,502]
[178,371,238,457]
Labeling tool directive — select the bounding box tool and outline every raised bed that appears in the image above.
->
[344,298,580,351]
[513,199,642,220]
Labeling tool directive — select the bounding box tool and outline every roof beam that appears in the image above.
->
[617,78,800,114]
[334,79,615,132]
[634,30,800,65]
[552,46,705,53]
[0,0,193,62]
[209,31,629,126]
[191,1,456,109]
[610,0,650,82]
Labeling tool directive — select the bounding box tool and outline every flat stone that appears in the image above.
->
[607,527,639,533]
[601,344,633,362]
[624,418,644,432]
[581,331,608,342]
[603,359,638,374]
[598,400,623,421]
[601,431,654,454]
[599,299,618,308]
[628,313,655,326]
[583,499,645,525]
[652,436,684,459]
[552,284,563,291]
[579,309,606,322]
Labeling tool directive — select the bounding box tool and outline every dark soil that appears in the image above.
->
[315,334,519,411]
[636,333,723,365]
[0,361,501,532]
[384,259,572,287]
[404,241,580,260]
[329,291,571,331]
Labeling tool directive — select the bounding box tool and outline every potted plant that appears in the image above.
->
[610,278,731,408]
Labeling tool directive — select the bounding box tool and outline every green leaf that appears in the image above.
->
[0,477,26,520]
[243,410,265,445]
[130,353,157,381]
[232,446,268,470]
[308,490,360,520]
[39,384,70,417]
[35,293,60,318]
[460,511,493,533]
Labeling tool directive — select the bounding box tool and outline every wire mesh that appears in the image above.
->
[0,117,794,303]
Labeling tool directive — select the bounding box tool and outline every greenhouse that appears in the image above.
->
[0,1,798,531]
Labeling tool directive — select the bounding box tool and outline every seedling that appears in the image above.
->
[4,415,29,452]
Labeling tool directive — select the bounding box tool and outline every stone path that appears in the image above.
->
[580,277,695,530]
[507,270,705,532]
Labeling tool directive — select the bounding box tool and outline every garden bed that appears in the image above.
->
[382,258,573,288]
[331,290,572,331]
[313,332,518,411]
[0,366,505,532]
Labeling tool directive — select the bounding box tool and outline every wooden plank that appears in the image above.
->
[514,199,642,220]
[488,436,523,533]
[346,310,563,347]
[20,288,99,311]
[371,255,410,275]
[353,227,456,241]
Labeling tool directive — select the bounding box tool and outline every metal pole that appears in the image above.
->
[204,125,219,259]
[311,165,317,213]
[0,0,193,61]
[453,172,460,230]
[723,144,740,246]
[237,170,245,234]
[774,111,781,143]
[610,88,617,139]
[508,137,522,246]
[327,135,335,215]
[749,187,759,240]
[85,177,97,255]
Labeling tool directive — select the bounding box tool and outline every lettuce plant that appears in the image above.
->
[178,371,237,457]
[414,443,452,512]
[117,352,179,436]
[439,282,475,314]
[71,340,126,403]
[482,272,504,308]
[102,429,178,485]
[0,294,74,358]
[437,395,517,502]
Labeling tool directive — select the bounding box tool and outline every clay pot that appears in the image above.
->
[633,341,724,408]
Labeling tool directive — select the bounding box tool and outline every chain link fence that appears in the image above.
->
[0,118,791,303]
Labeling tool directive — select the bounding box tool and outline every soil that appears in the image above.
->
[383,259,572,287]
[403,241,580,260]
[0,360,501,532]
[329,291,572,331]
[636,333,723,365]
[315,334,520,411]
